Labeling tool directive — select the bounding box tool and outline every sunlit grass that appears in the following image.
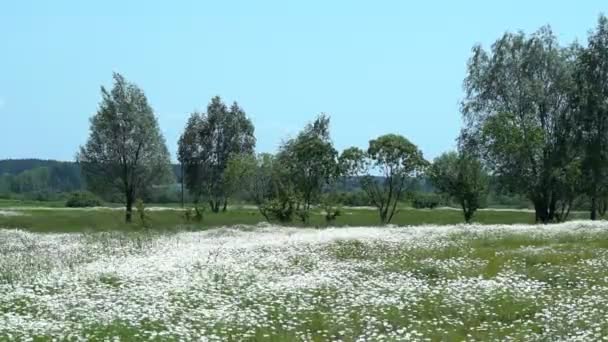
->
[2,221,608,340]
[0,206,590,233]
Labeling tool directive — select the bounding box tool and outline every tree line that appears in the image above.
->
[77,15,608,224]
[0,160,82,198]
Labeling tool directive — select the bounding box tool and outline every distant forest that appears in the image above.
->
[0,159,394,202]
[0,158,530,209]
[0,159,179,203]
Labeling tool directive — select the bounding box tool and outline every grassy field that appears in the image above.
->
[0,205,590,233]
[2,221,608,340]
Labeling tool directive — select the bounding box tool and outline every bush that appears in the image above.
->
[485,192,529,209]
[321,194,342,224]
[184,205,204,223]
[260,197,296,223]
[333,191,374,207]
[135,199,149,228]
[411,192,442,209]
[65,191,103,207]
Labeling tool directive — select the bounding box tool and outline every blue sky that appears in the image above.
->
[0,1,605,162]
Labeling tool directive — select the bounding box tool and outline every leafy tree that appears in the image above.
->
[12,167,50,193]
[239,153,297,222]
[572,15,608,220]
[245,153,276,212]
[0,174,13,194]
[65,191,103,208]
[78,73,173,222]
[223,153,257,203]
[461,27,578,223]
[178,96,255,212]
[277,114,339,222]
[0,160,84,195]
[341,134,427,224]
[429,151,488,223]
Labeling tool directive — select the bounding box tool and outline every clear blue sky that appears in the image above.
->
[0,1,605,162]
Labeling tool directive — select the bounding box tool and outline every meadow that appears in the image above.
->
[2,219,608,341]
[0,203,590,233]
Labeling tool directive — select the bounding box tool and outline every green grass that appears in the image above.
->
[3,222,608,340]
[0,198,67,208]
[0,206,589,233]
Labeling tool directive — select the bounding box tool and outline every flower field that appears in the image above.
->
[2,222,608,341]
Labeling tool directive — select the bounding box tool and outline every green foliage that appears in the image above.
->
[332,191,374,207]
[411,192,442,209]
[342,134,428,224]
[178,96,256,212]
[0,160,83,196]
[321,194,342,224]
[572,15,608,220]
[223,153,257,202]
[276,114,339,222]
[260,197,297,223]
[77,73,173,223]
[461,27,578,223]
[429,152,488,222]
[65,191,103,208]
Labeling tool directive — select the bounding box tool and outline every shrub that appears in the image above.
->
[321,194,342,224]
[65,191,103,207]
[260,197,296,223]
[184,205,204,223]
[333,191,374,207]
[135,199,149,228]
[411,192,441,209]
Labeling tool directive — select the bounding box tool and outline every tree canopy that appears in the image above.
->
[573,15,608,220]
[178,96,256,212]
[78,73,173,222]
[342,134,427,224]
[429,151,488,223]
[461,27,578,223]
[276,114,339,222]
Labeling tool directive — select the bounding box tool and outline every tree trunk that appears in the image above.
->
[382,202,391,225]
[125,195,133,223]
[599,199,605,217]
[533,199,550,224]
[464,211,472,223]
[208,199,221,213]
[461,200,472,223]
[548,196,557,222]
[591,196,597,221]
[222,199,228,212]
[379,205,387,225]
[180,163,184,209]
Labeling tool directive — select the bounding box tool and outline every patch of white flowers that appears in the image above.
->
[2,221,608,340]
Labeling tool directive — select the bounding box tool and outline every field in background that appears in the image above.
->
[0,205,590,232]
[2,222,608,340]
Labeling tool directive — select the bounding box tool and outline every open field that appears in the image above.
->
[0,206,591,233]
[2,221,608,340]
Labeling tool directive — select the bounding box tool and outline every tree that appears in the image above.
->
[573,15,608,220]
[276,114,339,222]
[178,96,255,212]
[78,73,173,223]
[238,153,298,222]
[341,134,427,224]
[244,153,275,219]
[223,153,257,203]
[461,27,578,223]
[429,151,488,223]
